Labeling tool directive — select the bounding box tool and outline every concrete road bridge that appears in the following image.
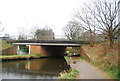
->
[12,40,90,60]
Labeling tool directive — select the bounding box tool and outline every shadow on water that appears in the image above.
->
[2,57,70,79]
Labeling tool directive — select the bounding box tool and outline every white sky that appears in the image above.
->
[0,0,91,38]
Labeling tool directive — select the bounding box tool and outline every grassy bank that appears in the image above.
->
[0,54,41,61]
[60,56,79,79]
[64,56,70,64]
[82,41,119,79]
[0,40,14,50]
[59,69,79,79]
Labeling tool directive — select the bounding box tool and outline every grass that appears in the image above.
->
[102,65,119,79]
[59,69,79,79]
[89,61,119,80]
[80,56,87,60]
[63,56,79,79]
[0,40,14,50]
[64,56,70,64]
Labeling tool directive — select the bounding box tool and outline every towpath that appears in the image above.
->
[70,57,112,79]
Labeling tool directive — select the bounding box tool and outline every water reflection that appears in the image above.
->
[2,57,70,79]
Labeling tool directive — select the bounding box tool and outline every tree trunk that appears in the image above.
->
[109,38,114,49]
[89,33,94,47]
[90,40,94,47]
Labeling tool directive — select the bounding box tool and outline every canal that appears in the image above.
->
[1,57,70,79]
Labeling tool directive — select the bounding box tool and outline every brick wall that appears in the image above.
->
[30,45,41,55]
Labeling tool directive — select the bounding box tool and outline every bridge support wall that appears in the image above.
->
[80,46,91,61]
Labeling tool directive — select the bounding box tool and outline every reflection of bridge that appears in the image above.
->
[12,40,90,57]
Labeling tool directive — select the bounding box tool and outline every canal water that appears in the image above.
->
[1,57,70,79]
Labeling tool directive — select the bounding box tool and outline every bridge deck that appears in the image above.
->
[12,40,89,47]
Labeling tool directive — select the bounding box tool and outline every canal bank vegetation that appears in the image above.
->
[0,54,41,61]
[62,56,79,79]
[0,40,14,50]
[64,56,70,64]
[82,41,119,80]
[80,56,87,60]
[59,69,79,79]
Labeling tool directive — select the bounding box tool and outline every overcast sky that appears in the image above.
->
[0,0,92,38]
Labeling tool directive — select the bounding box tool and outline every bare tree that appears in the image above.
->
[17,27,27,40]
[29,24,39,40]
[75,0,119,48]
[63,20,82,40]
[17,35,26,40]
[75,5,98,46]
[0,22,4,35]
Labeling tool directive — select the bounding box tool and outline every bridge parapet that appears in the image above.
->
[12,40,90,46]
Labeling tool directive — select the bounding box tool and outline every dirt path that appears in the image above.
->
[70,57,112,79]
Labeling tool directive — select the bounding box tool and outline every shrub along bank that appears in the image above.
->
[0,40,13,50]
[59,69,79,79]
[60,56,79,79]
